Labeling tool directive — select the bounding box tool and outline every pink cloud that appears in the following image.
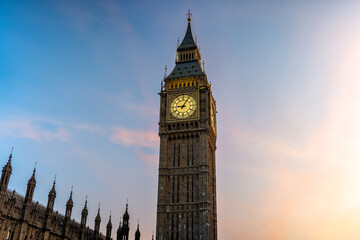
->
[0,118,72,142]
[135,150,158,165]
[111,128,158,148]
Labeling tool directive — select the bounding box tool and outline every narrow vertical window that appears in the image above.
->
[178,143,181,167]
[191,213,194,240]
[192,142,194,165]
[172,177,175,203]
[177,176,180,203]
[187,142,190,166]
[186,214,189,240]
[173,143,176,167]
[171,213,174,240]
[191,177,194,202]
[176,214,179,240]
[187,175,189,202]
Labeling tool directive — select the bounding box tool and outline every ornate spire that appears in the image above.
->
[7,147,13,165]
[1,147,13,178]
[166,10,204,80]
[106,212,112,240]
[24,162,37,203]
[94,203,101,236]
[177,13,197,51]
[65,186,73,218]
[67,186,73,205]
[107,211,112,228]
[135,220,141,240]
[81,195,88,226]
[50,175,56,193]
[82,195,88,215]
[53,174,56,186]
[95,203,101,222]
[46,175,56,212]
[29,162,37,184]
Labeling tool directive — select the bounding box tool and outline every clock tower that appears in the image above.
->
[156,11,217,240]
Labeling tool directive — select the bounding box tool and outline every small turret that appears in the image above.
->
[65,187,73,219]
[0,148,13,206]
[81,196,88,226]
[135,221,141,240]
[24,163,37,205]
[79,196,88,240]
[117,220,122,240]
[63,186,73,238]
[120,202,130,240]
[46,176,56,213]
[123,202,129,226]
[106,213,112,240]
[94,204,101,239]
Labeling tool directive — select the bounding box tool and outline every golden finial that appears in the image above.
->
[187,9,192,22]
[163,65,168,82]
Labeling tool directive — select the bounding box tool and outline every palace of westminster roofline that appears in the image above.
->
[0,149,145,240]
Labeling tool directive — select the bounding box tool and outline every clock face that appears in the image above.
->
[170,95,196,119]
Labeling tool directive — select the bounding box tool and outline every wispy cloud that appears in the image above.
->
[0,117,72,142]
[135,149,157,165]
[111,128,158,148]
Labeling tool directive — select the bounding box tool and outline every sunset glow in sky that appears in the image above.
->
[1,0,360,239]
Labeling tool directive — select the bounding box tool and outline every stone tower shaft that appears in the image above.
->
[156,11,218,240]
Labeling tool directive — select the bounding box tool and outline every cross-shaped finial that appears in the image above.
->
[187,9,192,22]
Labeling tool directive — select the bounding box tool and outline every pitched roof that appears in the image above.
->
[165,61,204,80]
[177,22,197,51]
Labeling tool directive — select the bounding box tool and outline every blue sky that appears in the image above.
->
[1,0,360,239]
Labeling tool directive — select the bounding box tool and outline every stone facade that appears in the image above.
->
[0,150,140,240]
[156,11,218,240]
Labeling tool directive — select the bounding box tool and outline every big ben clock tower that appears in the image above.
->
[156,11,217,240]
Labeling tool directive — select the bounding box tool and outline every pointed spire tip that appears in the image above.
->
[187,9,192,22]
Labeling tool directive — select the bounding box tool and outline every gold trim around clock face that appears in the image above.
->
[170,94,196,119]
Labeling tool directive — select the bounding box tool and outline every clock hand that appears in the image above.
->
[180,98,190,109]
